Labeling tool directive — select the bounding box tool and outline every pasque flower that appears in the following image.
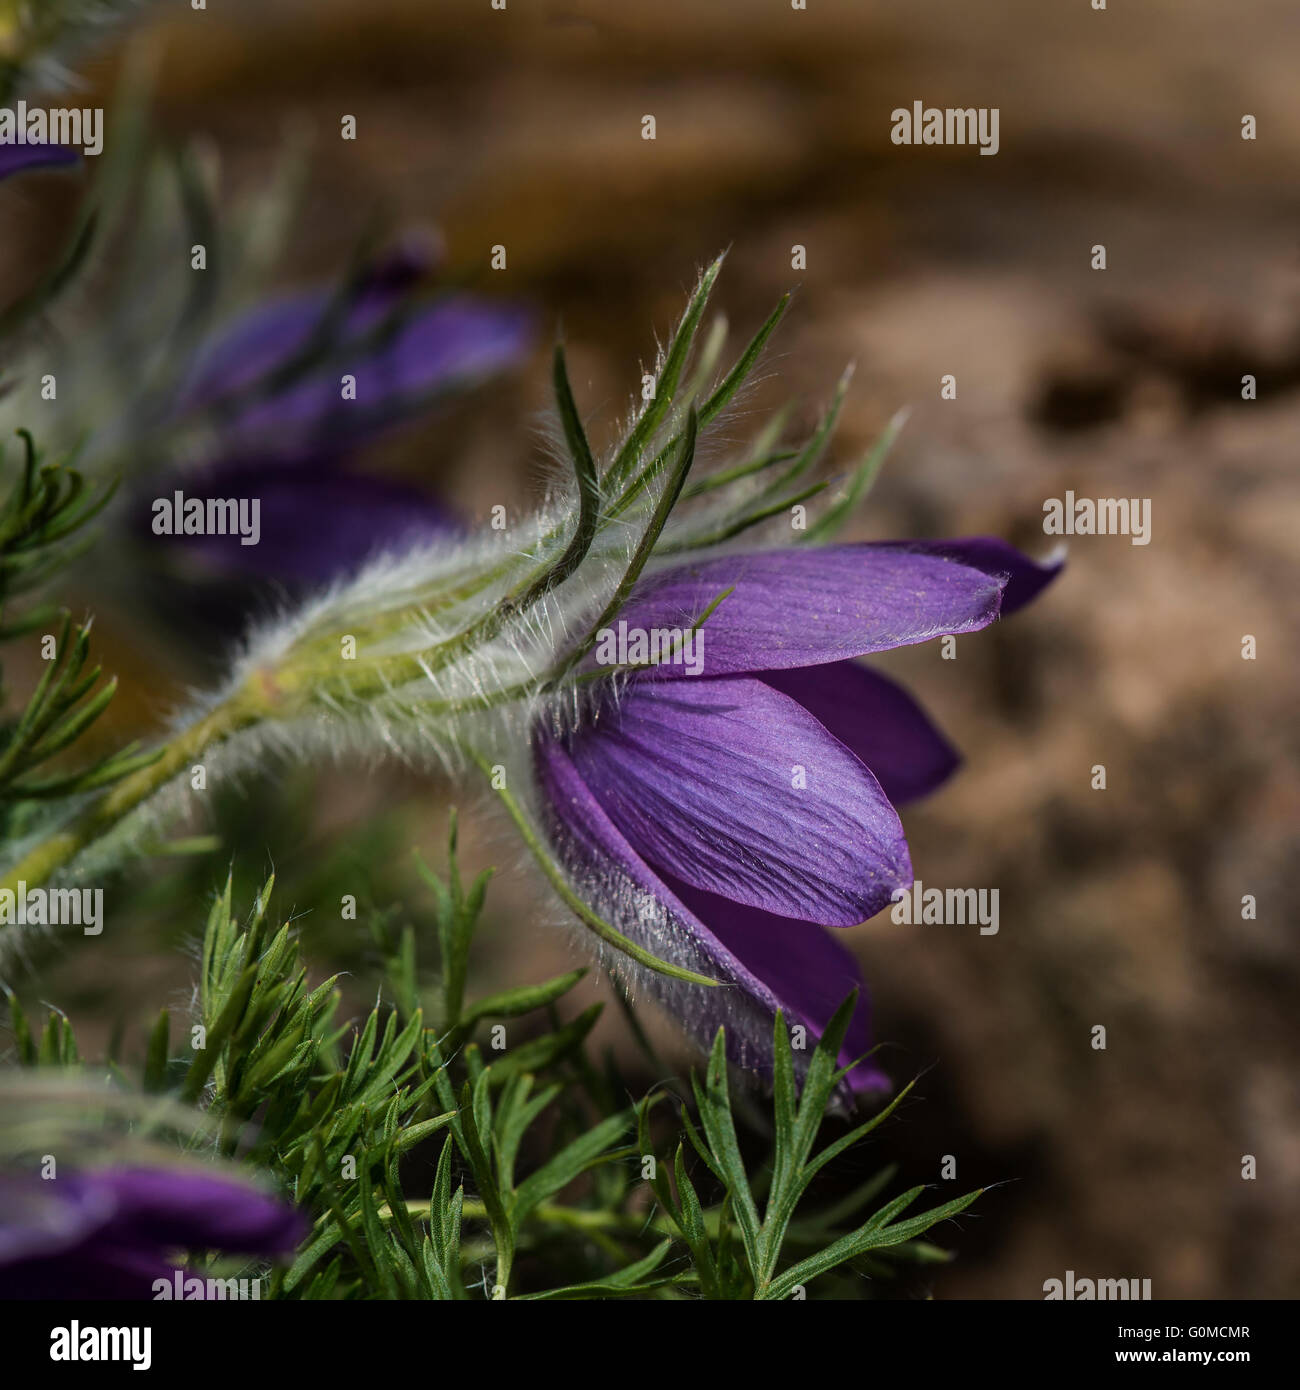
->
[0,1166,304,1299]
[536,539,1058,1097]
[0,257,1060,1103]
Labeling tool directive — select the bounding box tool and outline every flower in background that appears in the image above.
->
[537,539,1059,1099]
[174,238,531,455]
[0,141,530,603]
[169,458,461,587]
[139,236,529,590]
[0,143,78,181]
[0,1165,305,1299]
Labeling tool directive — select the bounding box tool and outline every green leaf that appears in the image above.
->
[515,1239,677,1300]
[543,341,603,591]
[690,1029,762,1277]
[605,253,723,488]
[391,1111,456,1154]
[459,968,587,1028]
[761,1188,983,1300]
[766,364,853,492]
[554,405,701,678]
[4,989,34,1065]
[698,294,789,430]
[482,1004,603,1084]
[797,1078,916,1192]
[801,407,907,544]
[414,814,495,1028]
[512,1108,632,1228]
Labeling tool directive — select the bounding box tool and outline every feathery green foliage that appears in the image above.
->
[0,436,156,832]
[4,821,979,1299]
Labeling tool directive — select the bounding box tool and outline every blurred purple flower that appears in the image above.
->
[0,1166,305,1299]
[142,240,529,592]
[176,249,533,453]
[168,458,461,586]
[536,538,1060,1099]
[0,144,78,182]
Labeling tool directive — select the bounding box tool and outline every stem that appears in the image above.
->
[407,1196,729,1245]
[0,605,513,900]
[0,684,269,898]
[0,582,594,904]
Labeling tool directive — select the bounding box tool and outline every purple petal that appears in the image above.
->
[871,536,1063,615]
[562,676,911,925]
[762,662,961,805]
[178,241,439,410]
[664,874,888,1095]
[0,1173,114,1266]
[228,297,533,442]
[0,1166,305,1300]
[180,289,532,449]
[146,461,461,584]
[536,736,887,1097]
[0,145,79,182]
[179,290,361,410]
[79,1168,305,1256]
[613,544,1005,677]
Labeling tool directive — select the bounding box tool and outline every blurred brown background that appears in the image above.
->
[41,0,1300,1298]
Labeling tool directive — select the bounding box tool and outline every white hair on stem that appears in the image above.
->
[1,257,884,1010]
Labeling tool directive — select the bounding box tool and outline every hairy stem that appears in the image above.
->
[0,685,269,897]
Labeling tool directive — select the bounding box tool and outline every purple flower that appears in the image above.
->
[0,1166,305,1299]
[536,538,1060,1100]
[176,254,533,452]
[142,240,529,589]
[0,144,78,182]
